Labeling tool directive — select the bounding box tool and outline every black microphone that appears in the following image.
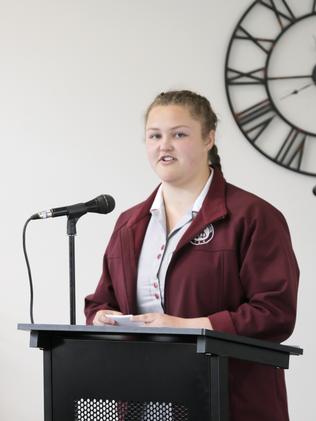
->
[31,194,115,220]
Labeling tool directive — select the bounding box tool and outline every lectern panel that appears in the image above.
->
[48,335,212,420]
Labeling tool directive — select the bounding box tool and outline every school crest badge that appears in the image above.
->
[190,224,214,245]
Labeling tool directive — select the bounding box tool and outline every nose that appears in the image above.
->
[160,134,173,150]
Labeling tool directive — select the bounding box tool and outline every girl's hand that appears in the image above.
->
[132,313,212,329]
[93,309,123,326]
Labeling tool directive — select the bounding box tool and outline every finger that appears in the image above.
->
[132,314,154,322]
[93,311,116,326]
[93,318,104,326]
[132,313,155,324]
[101,315,117,325]
[93,315,107,326]
[131,315,145,321]
[93,311,104,325]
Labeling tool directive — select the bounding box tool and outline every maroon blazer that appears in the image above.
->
[85,168,299,421]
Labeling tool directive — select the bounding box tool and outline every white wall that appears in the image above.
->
[0,1,314,420]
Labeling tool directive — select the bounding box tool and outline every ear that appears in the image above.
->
[204,130,215,151]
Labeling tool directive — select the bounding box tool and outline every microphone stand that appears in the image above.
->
[26,196,114,326]
[67,216,80,325]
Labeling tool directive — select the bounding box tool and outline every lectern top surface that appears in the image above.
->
[17,323,302,355]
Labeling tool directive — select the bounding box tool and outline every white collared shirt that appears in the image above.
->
[136,171,213,314]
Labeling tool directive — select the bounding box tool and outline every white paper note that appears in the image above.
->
[106,314,145,327]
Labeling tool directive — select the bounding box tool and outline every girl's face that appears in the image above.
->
[145,105,214,188]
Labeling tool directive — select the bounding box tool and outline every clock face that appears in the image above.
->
[225,0,316,176]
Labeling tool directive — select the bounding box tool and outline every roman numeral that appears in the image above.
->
[275,128,306,170]
[226,67,265,85]
[259,0,296,29]
[313,0,316,13]
[235,26,274,54]
[235,99,276,142]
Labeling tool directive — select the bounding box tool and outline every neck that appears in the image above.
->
[161,167,211,231]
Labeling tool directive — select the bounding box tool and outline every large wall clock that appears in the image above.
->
[225,0,316,177]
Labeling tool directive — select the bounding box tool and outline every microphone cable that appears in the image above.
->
[22,216,35,324]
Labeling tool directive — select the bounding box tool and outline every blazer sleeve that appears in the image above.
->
[84,251,121,325]
[209,202,299,342]
[84,213,128,325]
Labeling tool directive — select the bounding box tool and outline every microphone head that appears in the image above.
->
[85,194,115,214]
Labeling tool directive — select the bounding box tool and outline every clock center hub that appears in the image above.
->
[312,65,316,85]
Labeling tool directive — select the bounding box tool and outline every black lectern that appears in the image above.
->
[18,324,302,421]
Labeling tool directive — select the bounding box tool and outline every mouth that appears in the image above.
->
[159,155,176,163]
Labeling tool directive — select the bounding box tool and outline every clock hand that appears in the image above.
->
[268,64,316,82]
[280,82,314,100]
[267,75,311,81]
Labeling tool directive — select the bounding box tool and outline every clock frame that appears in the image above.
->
[225,0,316,177]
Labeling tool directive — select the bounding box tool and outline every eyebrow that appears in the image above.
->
[146,125,191,131]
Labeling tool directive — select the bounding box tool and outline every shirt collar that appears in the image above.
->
[192,169,214,214]
[150,185,164,215]
[150,169,214,217]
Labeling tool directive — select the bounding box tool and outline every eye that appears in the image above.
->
[148,133,161,140]
[174,131,188,139]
